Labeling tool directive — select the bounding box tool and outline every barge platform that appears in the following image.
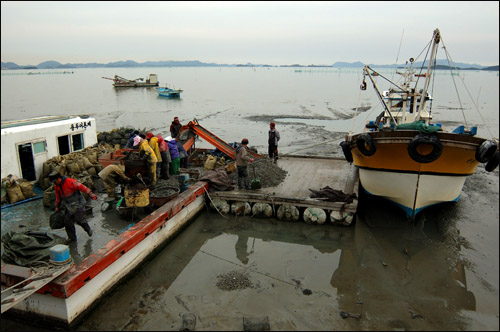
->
[1,156,358,328]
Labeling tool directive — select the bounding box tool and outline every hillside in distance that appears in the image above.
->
[1,59,497,71]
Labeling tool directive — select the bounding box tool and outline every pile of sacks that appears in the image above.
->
[39,144,117,210]
[1,175,37,205]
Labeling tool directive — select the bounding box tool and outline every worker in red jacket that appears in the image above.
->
[49,171,97,242]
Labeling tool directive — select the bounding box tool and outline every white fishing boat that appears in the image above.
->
[340,29,499,220]
[1,115,98,181]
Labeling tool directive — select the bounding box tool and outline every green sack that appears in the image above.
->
[49,211,65,229]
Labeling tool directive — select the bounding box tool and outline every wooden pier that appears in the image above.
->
[209,156,359,225]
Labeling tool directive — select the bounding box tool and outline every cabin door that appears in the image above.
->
[18,143,36,181]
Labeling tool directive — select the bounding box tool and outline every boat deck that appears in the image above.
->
[211,156,359,213]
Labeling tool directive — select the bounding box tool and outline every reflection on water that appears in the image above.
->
[75,195,481,331]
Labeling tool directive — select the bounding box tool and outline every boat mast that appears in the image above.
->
[363,66,397,124]
[415,28,440,121]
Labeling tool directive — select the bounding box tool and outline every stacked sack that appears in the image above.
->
[1,175,37,205]
[38,144,117,209]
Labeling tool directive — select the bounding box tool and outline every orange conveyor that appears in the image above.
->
[180,119,263,159]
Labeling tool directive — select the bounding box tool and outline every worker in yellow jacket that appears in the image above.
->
[133,135,158,185]
[146,132,162,181]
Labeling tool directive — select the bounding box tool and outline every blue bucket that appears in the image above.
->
[178,174,190,192]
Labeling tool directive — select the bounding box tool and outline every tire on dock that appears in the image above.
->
[276,204,300,222]
[330,211,355,226]
[303,207,327,224]
[210,198,230,214]
[251,203,274,218]
[231,201,252,216]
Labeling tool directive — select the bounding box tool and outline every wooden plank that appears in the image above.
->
[211,156,359,212]
[1,263,72,314]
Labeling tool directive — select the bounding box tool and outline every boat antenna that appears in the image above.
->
[391,28,405,82]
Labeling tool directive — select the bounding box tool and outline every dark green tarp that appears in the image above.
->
[396,120,442,133]
[1,231,67,267]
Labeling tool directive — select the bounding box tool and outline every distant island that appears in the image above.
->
[1,59,498,71]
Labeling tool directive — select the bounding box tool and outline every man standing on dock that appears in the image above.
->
[268,122,280,162]
[235,138,254,190]
[49,171,97,242]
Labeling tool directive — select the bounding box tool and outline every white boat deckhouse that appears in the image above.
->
[1,115,98,181]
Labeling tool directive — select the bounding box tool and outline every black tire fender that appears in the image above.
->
[340,141,353,163]
[407,134,442,163]
[475,140,498,163]
[356,134,376,157]
[485,150,499,172]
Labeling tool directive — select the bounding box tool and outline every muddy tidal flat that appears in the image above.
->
[71,166,499,331]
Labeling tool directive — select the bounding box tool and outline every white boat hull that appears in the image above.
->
[359,168,465,217]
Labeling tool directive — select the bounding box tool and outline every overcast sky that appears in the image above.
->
[1,1,499,66]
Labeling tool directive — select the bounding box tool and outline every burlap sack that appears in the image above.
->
[66,161,81,175]
[6,183,25,204]
[18,180,37,199]
[43,187,56,209]
[82,157,93,169]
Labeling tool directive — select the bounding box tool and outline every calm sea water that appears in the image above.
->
[1,67,498,331]
[1,67,498,154]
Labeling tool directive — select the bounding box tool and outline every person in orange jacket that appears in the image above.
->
[49,171,97,242]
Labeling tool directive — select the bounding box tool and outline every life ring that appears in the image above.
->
[407,134,442,163]
[356,134,376,156]
[475,140,497,163]
[340,141,353,163]
[485,151,499,172]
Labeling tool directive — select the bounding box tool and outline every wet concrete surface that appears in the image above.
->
[69,165,498,331]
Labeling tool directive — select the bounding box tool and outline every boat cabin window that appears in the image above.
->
[33,141,46,154]
[72,133,84,151]
[57,133,84,156]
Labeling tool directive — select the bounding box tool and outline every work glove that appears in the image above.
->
[89,193,98,200]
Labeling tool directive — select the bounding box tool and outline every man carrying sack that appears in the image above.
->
[49,171,97,242]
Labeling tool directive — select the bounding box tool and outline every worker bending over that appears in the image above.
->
[98,162,131,200]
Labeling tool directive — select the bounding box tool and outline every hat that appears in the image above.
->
[241,138,249,145]
[270,122,276,128]
[165,136,173,142]
[145,132,154,140]
[133,136,141,146]
[48,171,61,181]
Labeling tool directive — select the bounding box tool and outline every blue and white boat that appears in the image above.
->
[155,86,183,98]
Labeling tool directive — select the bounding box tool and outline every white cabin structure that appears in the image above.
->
[1,115,98,181]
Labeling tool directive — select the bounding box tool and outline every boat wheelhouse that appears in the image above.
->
[1,115,98,181]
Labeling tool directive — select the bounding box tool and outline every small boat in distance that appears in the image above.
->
[102,74,159,87]
[340,28,499,220]
[155,85,183,98]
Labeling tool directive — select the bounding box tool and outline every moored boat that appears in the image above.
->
[101,74,159,87]
[340,29,499,220]
[156,86,183,98]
